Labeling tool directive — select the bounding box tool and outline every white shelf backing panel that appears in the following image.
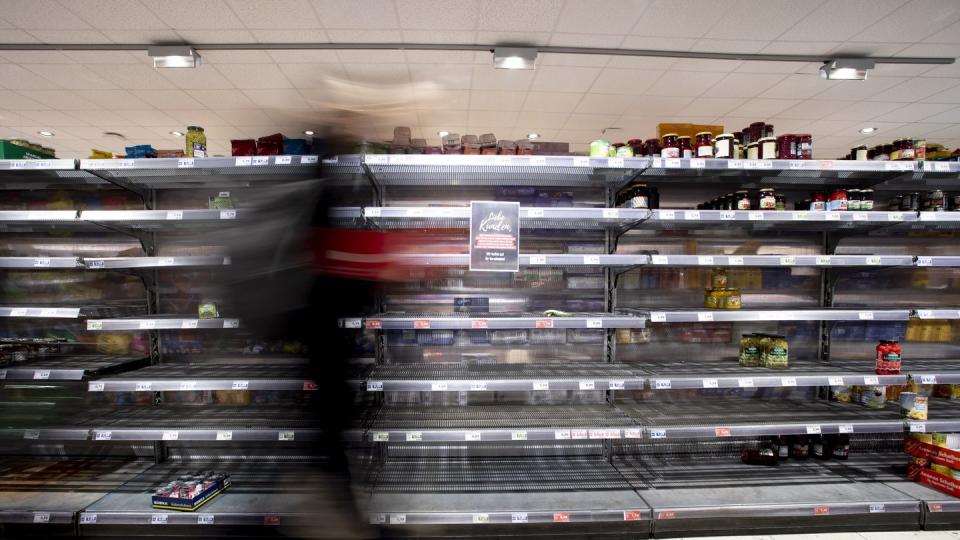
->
[89,364,315,392]
[86,318,240,331]
[643,157,919,181]
[0,306,80,318]
[643,309,911,323]
[343,313,644,330]
[329,206,650,230]
[82,256,231,270]
[0,256,81,269]
[641,359,905,390]
[648,209,918,229]
[365,363,645,392]
[646,254,915,267]
[397,253,648,267]
[0,355,148,381]
[619,398,904,439]
[367,404,642,443]
[362,154,648,186]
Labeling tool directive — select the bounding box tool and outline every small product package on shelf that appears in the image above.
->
[152,471,231,511]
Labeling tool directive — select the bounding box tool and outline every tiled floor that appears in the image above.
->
[692,533,960,540]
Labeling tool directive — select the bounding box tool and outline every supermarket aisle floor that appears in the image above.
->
[695,532,960,539]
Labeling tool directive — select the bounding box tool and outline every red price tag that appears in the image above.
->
[263,515,281,525]
[658,511,675,520]
[553,512,569,523]
[414,320,431,329]
[471,319,489,329]
[536,319,554,329]
[302,381,318,391]
[815,506,830,516]
[624,510,643,521]
[930,503,944,512]
[365,320,382,330]
[715,427,731,437]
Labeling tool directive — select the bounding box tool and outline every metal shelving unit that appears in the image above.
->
[343,312,644,330]
[643,308,912,323]
[638,358,905,389]
[88,364,315,392]
[365,362,644,392]
[86,317,240,330]
[0,355,148,381]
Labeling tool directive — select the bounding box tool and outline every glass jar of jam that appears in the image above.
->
[900,138,915,160]
[723,193,736,210]
[714,133,734,159]
[776,134,798,159]
[695,131,713,157]
[875,340,902,375]
[759,136,776,159]
[759,188,776,210]
[848,189,861,211]
[797,134,813,159]
[809,191,827,211]
[775,193,786,211]
[853,145,868,161]
[627,139,644,156]
[661,133,680,158]
[644,138,661,157]
[677,136,693,158]
[746,142,759,160]
[625,184,651,209]
[735,190,751,210]
[828,188,848,211]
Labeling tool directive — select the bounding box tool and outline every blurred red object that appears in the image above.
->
[256,133,283,155]
[309,229,451,282]
[231,139,256,156]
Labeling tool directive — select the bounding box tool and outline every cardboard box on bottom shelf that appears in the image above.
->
[152,473,231,511]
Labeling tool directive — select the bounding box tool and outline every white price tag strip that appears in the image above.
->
[685,211,701,220]
[698,255,714,265]
[738,378,754,388]
[650,312,667,323]
[920,375,937,385]
[465,431,481,441]
[80,514,97,524]
[34,513,50,523]
[828,376,844,386]
[533,381,549,391]
[648,429,667,439]
[697,312,714,322]
[529,255,547,265]
[579,381,595,390]
[275,155,292,165]
[839,424,854,434]
[512,513,528,523]
[198,514,215,525]
[917,256,933,267]
[217,431,233,441]
[806,425,821,435]
[586,318,602,329]
[162,431,179,441]
[152,514,168,525]
[512,431,528,441]
[859,312,875,320]
[816,256,831,265]
[608,380,625,390]
[702,378,719,389]
[864,376,879,385]
[728,256,744,266]
[654,379,672,390]
[659,210,675,220]
[235,157,252,166]
[910,422,926,433]
[252,156,269,166]
[651,255,668,264]
[780,256,796,266]
[781,377,797,387]
[583,255,601,265]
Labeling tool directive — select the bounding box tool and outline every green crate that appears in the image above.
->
[0,140,56,159]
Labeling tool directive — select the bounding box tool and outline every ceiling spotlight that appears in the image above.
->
[37,130,54,137]
[819,58,874,80]
[437,130,449,137]
[527,133,540,140]
[859,127,877,134]
[170,131,184,137]
[148,45,201,68]
[303,130,315,136]
[493,47,538,70]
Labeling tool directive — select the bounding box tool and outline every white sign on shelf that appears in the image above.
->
[916,310,934,319]
[888,212,904,221]
[858,312,875,320]
[278,431,295,441]
[431,382,448,391]
[275,155,292,165]
[864,376,879,385]
[869,504,885,513]
[583,255,601,265]
[586,318,603,329]
[920,375,938,385]
[839,424,854,434]
[690,158,705,169]
[601,208,619,219]
[828,376,844,386]
[806,425,821,435]
[648,429,667,439]
[554,429,571,440]
[301,155,318,164]
[372,432,389,442]
[866,256,882,265]
[533,381,550,391]
[473,513,490,524]
[80,514,97,524]
[33,257,51,267]
[659,210,676,220]
[608,380,625,390]
[179,381,196,391]
[650,312,667,323]
[781,377,797,387]
[738,378,754,388]
[198,514,215,525]
[95,431,112,441]
[697,256,714,265]
[728,256,744,266]
[511,513,529,523]
[684,210,701,220]
[511,430,528,441]
[719,210,737,220]
[664,158,681,168]
[651,255,668,264]
[135,382,152,391]
[917,256,933,267]
[389,514,406,525]
[816,256,832,266]
[607,157,624,167]
[579,381,595,390]
[528,255,547,265]
[654,379,672,390]
[33,370,50,380]
[909,422,926,433]
[166,210,184,220]
[34,513,50,524]
[853,212,869,222]
[177,158,194,168]
[151,514,168,525]
[465,431,482,441]
[573,156,590,167]
[181,320,198,329]
[252,156,270,166]
[470,382,488,391]
[780,256,796,266]
[697,312,714,322]
[526,208,545,218]
[235,157,252,167]
[217,431,233,441]
[89,382,105,392]
[232,381,249,390]
[219,209,237,220]
[162,431,179,441]
[530,156,547,166]
[748,211,764,221]
[702,378,719,389]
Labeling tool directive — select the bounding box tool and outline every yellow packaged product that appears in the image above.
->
[911,432,934,444]
[933,433,949,448]
[931,463,953,476]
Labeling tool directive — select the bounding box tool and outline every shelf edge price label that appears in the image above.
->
[654,379,671,390]
[697,312,714,322]
[853,212,869,221]
[781,377,797,387]
[930,503,943,512]
[814,506,830,516]
[553,512,570,523]
[864,376,879,385]
[162,431,179,441]
[702,378,719,389]
[526,208,544,218]
[865,256,882,265]
[816,256,831,265]
[405,432,422,442]
[917,256,933,267]
[231,380,249,390]
[220,209,237,220]
[370,514,386,525]
[571,429,588,439]
[664,158,681,168]
[33,257,51,267]
[748,211,764,221]
[235,157,252,166]
[511,512,528,523]
[530,156,547,166]
[181,319,198,329]
[806,424,821,435]
[684,210,701,220]
[651,255,668,264]
[533,381,549,391]
[135,382,152,391]
[793,212,810,221]
[278,431,295,441]
[33,370,50,380]
[659,210,675,220]
[465,431,482,441]
[95,431,112,441]
[177,158,194,168]
[34,513,50,524]
[697,255,714,265]
[472,513,490,524]
[275,155,292,165]
[602,208,619,219]
[728,256,744,266]
[828,376,844,386]
[586,318,602,329]
[578,381,595,390]
[535,319,554,329]
[572,156,589,167]
[413,319,431,330]
[648,428,667,439]
[714,427,732,437]
[80,514,97,524]
[858,312,874,320]
[650,312,667,323]
[511,430,528,441]
[89,382,105,392]
[920,375,937,385]
[608,380,625,390]
[888,212,904,221]
[690,158,705,169]
[431,382,448,391]
[869,504,885,513]
[780,256,796,266]
[469,381,487,391]
[389,514,406,525]
[916,310,934,320]
[529,255,547,265]
[909,422,926,433]
[198,514,215,525]
[372,432,389,442]
[583,255,601,265]
[301,155,318,164]
[252,156,270,166]
[139,320,156,330]
[607,157,624,167]
[216,431,233,441]
[23,430,39,440]
[624,428,642,438]
[738,378,754,388]
[826,212,842,221]
[839,424,854,434]
[151,514,168,525]
[166,210,183,220]
[554,429,571,440]
[471,319,488,329]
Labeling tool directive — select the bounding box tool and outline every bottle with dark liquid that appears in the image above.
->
[742,447,779,466]
[789,435,810,459]
[812,435,832,460]
[830,434,850,460]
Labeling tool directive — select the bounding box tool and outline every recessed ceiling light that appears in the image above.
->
[493,47,538,70]
[527,133,540,140]
[303,130,315,136]
[148,45,201,68]
[859,127,877,134]
[37,130,54,137]
[819,58,874,80]
[170,130,184,137]
[437,130,449,137]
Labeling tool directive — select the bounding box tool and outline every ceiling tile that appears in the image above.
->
[759,41,843,56]
[727,98,803,118]
[773,99,852,120]
[628,0,716,38]
[866,77,960,102]
[539,53,610,68]
[17,90,99,110]
[645,71,726,97]
[215,63,293,89]
[548,33,625,48]
[691,39,770,54]
[404,48,476,66]
[852,0,960,42]
[735,61,817,75]
[619,96,693,116]
[554,0,647,34]
[139,0,244,29]
[762,75,839,100]
[813,76,908,101]
[279,63,348,88]
[707,72,787,98]
[326,29,403,42]
[0,90,48,110]
[413,88,470,109]
[251,29,329,42]
[131,89,205,109]
[60,51,144,64]
[100,29,182,44]
[673,59,744,73]
[467,110,519,126]
[335,49,407,64]
[0,51,72,64]
[801,119,860,137]
[160,65,236,90]
[58,0,168,29]
[215,108,274,126]
[474,31,551,47]
[114,108,180,127]
[187,89,258,109]
[869,64,939,77]
[779,0,906,42]
[553,128,605,143]
[680,98,748,117]
[531,66,602,93]
[396,0,479,30]
[0,30,40,42]
[200,50,275,64]
[515,111,569,129]
[66,109,135,127]
[574,94,635,115]
[402,32,477,49]
[87,63,177,90]
[924,18,960,43]
[27,29,112,44]
[408,63,473,90]
[242,89,312,109]
[417,109,468,126]
[27,64,120,90]
[2,0,89,29]
[470,65,535,91]
[522,92,583,113]
[830,101,906,121]
[476,0,562,32]
[74,90,153,110]
[0,64,65,89]
[469,91,527,111]
[310,0,397,28]
[225,0,321,28]
[344,63,411,85]
[17,109,91,127]
[561,113,619,131]
[706,0,825,40]
[871,102,959,123]
[927,84,960,103]
[268,50,340,63]
[174,29,257,44]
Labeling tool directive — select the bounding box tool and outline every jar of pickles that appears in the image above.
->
[762,334,789,368]
[724,288,742,309]
[186,126,207,158]
[739,334,761,367]
[678,136,693,158]
[775,193,786,211]
[704,288,721,309]
[695,132,713,157]
[661,133,680,158]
